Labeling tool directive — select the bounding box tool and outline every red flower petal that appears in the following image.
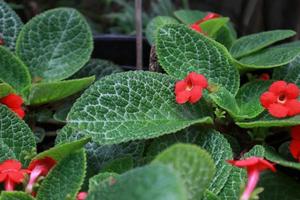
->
[176,91,190,104]
[189,86,203,104]
[227,157,275,172]
[289,140,300,161]
[8,171,26,183]
[175,80,188,94]
[291,126,300,140]
[11,107,25,119]
[286,83,300,99]
[268,103,289,118]
[77,192,88,200]
[0,174,7,182]
[0,94,23,108]
[260,91,277,108]
[202,12,221,21]
[259,73,270,81]
[285,99,300,117]
[269,81,287,95]
[28,157,57,175]
[0,160,22,171]
[188,72,208,88]
[189,24,203,33]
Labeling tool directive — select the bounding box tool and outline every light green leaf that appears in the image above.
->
[0,46,31,95]
[0,83,14,98]
[237,41,300,70]
[258,172,300,200]
[200,17,229,37]
[146,16,179,45]
[153,144,215,200]
[86,164,187,200]
[230,30,296,58]
[68,71,213,145]
[100,156,133,174]
[16,8,93,82]
[203,190,220,200]
[0,104,36,166]
[273,56,300,86]
[0,192,35,200]
[156,24,240,95]
[174,9,206,24]
[0,0,23,51]
[27,76,95,105]
[88,172,118,192]
[36,150,86,200]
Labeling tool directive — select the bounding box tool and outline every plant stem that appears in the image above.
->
[135,0,143,70]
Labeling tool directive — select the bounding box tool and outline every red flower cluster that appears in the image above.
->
[175,72,208,104]
[290,126,300,161]
[189,12,221,33]
[228,157,276,200]
[260,81,300,118]
[0,157,56,193]
[0,94,25,119]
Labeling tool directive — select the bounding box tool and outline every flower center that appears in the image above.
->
[277,94,287,104]
[186,82,193,91]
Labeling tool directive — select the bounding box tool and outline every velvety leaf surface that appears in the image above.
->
[174,10,206,24]
[86,164,187,200]
[0,104,36,166]
[0,192,35,200]
[100,156,133,174]
[153,144,215,200]
[0,46,31,94]
[27,76,95,105]
[230,30,296,58]
[68,71,213,145]
[237,41,300,69]
[16,8,93,82]
[146,16,179,45]
[258,172,300,200]
[0,83,14,98]
[214,25,236,49]
[0,0,23,51]
[72,59,123,81]
[200,17,229,37]
[156,24,240,95]
[273,56,300,86]
[88,172,118,192]
[36,150,86,200]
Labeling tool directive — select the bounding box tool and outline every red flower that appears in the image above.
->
[190,12,221,33]
[259,73,270,81]
[26,157,56,193]
[175,72,208,104]
[228,157,276,200]
[260,81,300,118]
[0,159,29,191]
[289,126,300,161]
[77,192,88,200]
[0,94,25,119]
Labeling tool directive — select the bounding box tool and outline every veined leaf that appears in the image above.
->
[156,24,240,95]
[1,192,35,200]
[16,8,93,82]
[68,71,213,145]
[230,30,296,58]
[174,9,206,24]
[0,0,23,51]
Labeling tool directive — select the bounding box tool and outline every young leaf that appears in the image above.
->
[0,83,14,98]
[156,24,240,95]
[174,9,206,24]
[146,16,179,45]
[200,17,229,37]
[86,164,187,200]
[16,8,93,82]
[27,76,95,105]
[153,144,215,200]
[0,104,36,166]
[1,191,35,200]
[0,46,31,95]
[36,150,86,200]
[0,0,23,51]
[214,24,237,49]
[230,30,296,58]
[67,71,213,145]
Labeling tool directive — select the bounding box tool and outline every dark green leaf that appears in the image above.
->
[273,56,300,86]
[0,192,35,200]
[100,156,133,174]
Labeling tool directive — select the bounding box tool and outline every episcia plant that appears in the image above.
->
[1,2,300,200]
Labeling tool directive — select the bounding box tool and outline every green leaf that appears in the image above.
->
[0,192,35,200]
[203,190,220,200]
[0,0,23,51]
[36,150,86,200]
[0,46,31,95]
[86,164,187,200]
[0,104,36,166]
[174,9,206,24]
[230,30,296,58]
[16,8,93,82]
[273,56,300,86]
[200,17,229,37]
[27,76,95,105]
[258,171,300,200]
[72,59,123,81]
[68,71,213,145]
[237,41,300,70]
[146,16,179,45]
[153,144,215,200]
[100,156,133,174]
[33,137,90,162]
[0,83,14,98]
[237,111,300,128]
[156,24,240,95]
[88,172,118,192]
[214,24,236,49]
